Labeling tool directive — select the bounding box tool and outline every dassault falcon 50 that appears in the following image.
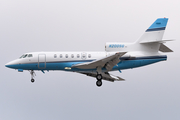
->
[5,18,173,87]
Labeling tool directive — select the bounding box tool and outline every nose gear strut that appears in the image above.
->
[29,70,36,83]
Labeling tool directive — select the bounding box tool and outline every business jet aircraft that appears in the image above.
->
[5,18,173,87]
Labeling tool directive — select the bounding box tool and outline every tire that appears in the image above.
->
[96,80,102,87]
[31,79,35,83]
[96,74,102,80]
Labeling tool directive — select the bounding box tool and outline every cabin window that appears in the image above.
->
[88,54,91,58]
[28,54,33,57]
[54,54,57,58]
[65,54,68,58]
[23,54,28,58]
[82,54,86,59]
[71,54,74,58]
[60,54,63,58]
[77,54,80,58]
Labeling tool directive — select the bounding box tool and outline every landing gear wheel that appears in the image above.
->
[96,74,102,80]
[96,80,102,87]
[29,70,36,83]
[31,79,35,83]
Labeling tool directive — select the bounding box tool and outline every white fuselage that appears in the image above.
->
[5,50,165,72]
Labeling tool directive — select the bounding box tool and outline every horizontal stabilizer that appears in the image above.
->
[159,43,173,52]
[140,39,174,44]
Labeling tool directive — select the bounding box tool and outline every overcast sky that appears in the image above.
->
[1,0,180,120]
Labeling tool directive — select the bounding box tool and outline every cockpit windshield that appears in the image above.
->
[19,54,25,58]
[19,54,27,59]
[23,54,28,58]
[19,54,33,59]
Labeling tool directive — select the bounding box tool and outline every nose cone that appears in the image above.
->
[5,59,20,69]
[5,63,10,68]
[5,61,14,68]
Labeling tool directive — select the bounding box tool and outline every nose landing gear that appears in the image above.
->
[31,78,35,83]
[29,70,36,83]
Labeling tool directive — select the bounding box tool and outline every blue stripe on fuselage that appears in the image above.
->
[7,55,167,72]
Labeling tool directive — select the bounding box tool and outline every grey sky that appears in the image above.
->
[0,0,180,120]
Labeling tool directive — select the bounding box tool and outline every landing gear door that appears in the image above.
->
[38,54,46,69]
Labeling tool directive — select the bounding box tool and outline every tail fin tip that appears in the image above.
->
[136,18,169,43]
[146,18,168,32]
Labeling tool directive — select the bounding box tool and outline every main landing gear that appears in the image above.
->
[96,74,102,87]
[95,66,103,87]
[29,70,36,83]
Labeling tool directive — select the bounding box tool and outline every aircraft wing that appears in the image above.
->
[72,52,127,70]
[78,71,125,82]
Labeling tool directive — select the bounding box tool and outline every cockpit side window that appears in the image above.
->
[23,54,28,58]
[28,54,33,57]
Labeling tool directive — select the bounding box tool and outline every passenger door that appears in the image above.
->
[38,54,46,69]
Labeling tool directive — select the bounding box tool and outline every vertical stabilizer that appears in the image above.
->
[136,18,168,43]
